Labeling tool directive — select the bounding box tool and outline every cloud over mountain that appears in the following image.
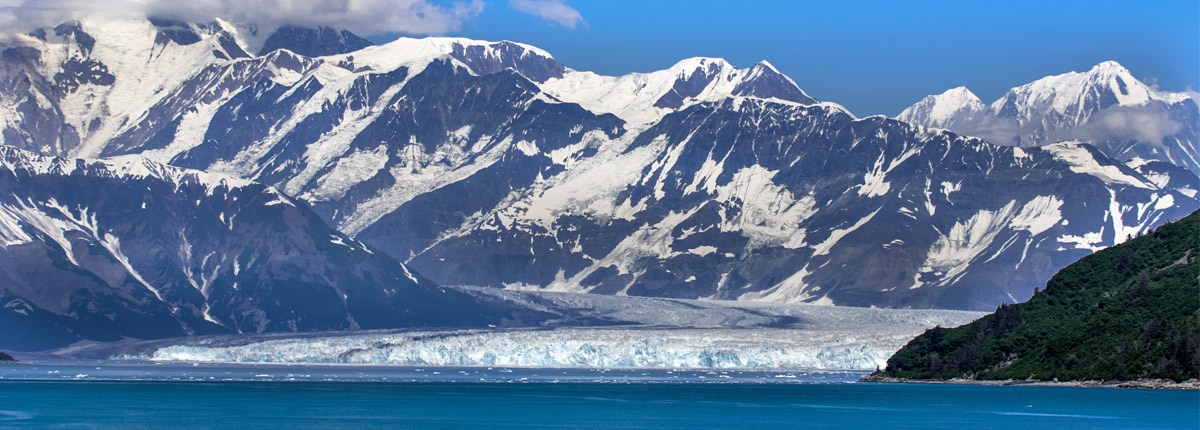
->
[0,0,485,35]
[509,0,583,29]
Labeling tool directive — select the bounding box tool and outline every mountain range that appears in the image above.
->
[898,61,1200,176]
[0,17,1196,349]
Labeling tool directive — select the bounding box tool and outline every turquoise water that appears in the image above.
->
[0,363,1196,429]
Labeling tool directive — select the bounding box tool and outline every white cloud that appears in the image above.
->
[0,0,485,36]
[509,0,583,29]
[0,0,143,32]
[1062,105,1184,145]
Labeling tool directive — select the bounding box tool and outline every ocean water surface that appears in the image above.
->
[0,362,1196,429]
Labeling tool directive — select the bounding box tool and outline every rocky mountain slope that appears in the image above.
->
[0,146,539,351]
[898,61,1200,177]
[0,18,1195,311]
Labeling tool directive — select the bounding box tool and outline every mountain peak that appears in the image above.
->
[989,60,1168,123]
[654,56,815,109]
[447,39,565,83]
[733,59,815,105]
[752,60,780,72]
[334,36,565,83]
[1088,60,1131,76]
[897,61,1200,175]
[669,57,734,74]
[258,25,374,57]
[943,85,979,98]
[896,86,985,128]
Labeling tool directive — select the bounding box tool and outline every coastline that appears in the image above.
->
[858,374,1200,390]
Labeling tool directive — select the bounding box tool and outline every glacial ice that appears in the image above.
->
[138,290,984,371]
[145,328,913,370]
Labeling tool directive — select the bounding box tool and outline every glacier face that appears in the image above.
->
[136,299,983,371]
[130,288,984,371]
[144,328,922,370]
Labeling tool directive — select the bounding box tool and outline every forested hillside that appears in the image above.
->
[877,210,1199,382]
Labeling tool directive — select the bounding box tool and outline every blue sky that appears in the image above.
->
[431,0,1199,117]
[4,0,1193,116]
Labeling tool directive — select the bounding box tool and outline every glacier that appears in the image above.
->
[130,289,984,371]
[141,328,934,370]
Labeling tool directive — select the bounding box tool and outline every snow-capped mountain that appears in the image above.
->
[0,18,251,158]
[0,146,542,351]
[990,61,1184,130]
[0,18,1195,312]
[541,56,818,125]
[898,61,1200,176]
[897,86,986,129]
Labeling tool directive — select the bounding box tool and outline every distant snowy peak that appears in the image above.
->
[992,60,1184,124]
[902,61,1191,129]
[448,40,565,83]
[334,37,563,83]
[652,57,731,109]
[653,58,816,110]
[896,86,985,128]
[346,41,820,123]
[668,57,815,106]
[540,56,820,125]
[896,61,1200,176]
[736,60,817,104]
